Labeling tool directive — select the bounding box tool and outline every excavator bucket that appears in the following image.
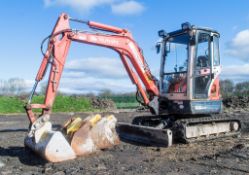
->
[25,114,120,162]
[24,120,76,162]
[69,114,120,156]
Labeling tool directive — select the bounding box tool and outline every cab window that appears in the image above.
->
[195,33,210,68]
[213,36,220,66]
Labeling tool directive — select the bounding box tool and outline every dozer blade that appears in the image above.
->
[116,122,172,147]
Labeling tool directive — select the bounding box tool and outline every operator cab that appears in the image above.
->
[157,22,221,114]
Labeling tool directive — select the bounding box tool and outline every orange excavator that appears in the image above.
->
[25,13,241,161]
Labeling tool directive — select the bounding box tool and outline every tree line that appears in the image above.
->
[0,78,27,96]
[0,78,249,97]
[220,80,249,97]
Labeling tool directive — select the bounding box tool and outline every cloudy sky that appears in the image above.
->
[0,0,249,94]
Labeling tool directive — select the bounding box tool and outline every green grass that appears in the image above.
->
[0,95,93,114]
[115,102,139,109]
[0,96,25,113]
[52,95,92,112]
[0,95,139,114]
[100,95,139,109]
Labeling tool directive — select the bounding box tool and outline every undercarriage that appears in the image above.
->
[117,114,241,146]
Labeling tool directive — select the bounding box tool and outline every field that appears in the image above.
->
[0,95,139,114]
[1,95,249,174]
[0,95,138,114]
[100,95,138,109]
[1,111,249,175]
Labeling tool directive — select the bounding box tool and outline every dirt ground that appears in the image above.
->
[1,111,249,175]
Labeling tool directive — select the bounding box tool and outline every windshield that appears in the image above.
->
[161,32,191,94]
[164,33,190,73]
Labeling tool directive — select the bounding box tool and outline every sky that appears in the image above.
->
[0,0,249,94]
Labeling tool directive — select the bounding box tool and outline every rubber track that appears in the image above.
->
[131,114,241,144]
[173,115,241,143]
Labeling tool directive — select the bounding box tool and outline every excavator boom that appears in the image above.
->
[24,13,168,162]
[25,13,159,124]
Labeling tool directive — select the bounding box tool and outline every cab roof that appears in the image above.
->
[164,25,220,44]
[167,25,220,39]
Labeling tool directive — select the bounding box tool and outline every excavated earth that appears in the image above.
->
[1,106,249,174]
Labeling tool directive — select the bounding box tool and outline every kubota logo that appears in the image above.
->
[90,36,119,46]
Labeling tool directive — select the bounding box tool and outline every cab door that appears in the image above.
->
[208,34,221,100]
[193,32,212,99]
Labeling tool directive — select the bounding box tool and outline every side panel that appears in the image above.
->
[165,100,222,115]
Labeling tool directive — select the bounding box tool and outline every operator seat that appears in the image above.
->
[197,56,209,67]
[195,55,210,96]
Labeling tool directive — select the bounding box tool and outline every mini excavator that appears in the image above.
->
[25,13,241,161]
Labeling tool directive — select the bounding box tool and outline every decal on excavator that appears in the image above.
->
[128,42,145,73]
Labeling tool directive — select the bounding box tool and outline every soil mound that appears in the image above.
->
[223,96,249,110]
[90,97,116,110]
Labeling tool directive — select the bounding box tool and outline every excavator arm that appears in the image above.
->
[25,13,159,124]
